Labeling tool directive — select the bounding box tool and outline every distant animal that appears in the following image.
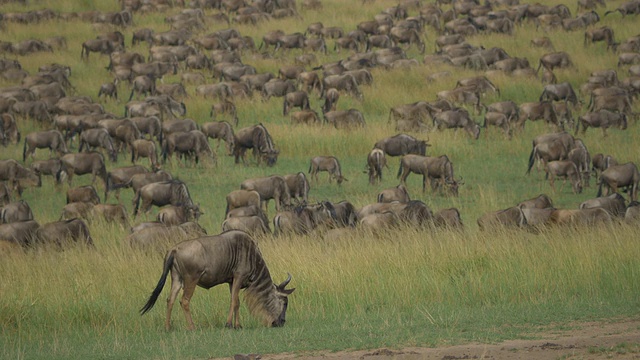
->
[366,148,387,185]
[34,218,94,249]
[283,172,310,204]
[374,133,429,157]
[308,156,347,185]
[67,185,100,205]
[133,179,198,217]
[240,176,291,212]
[140,230,295,330]
[23,130,69,162]
[377,185,410,203]
[597,162,639,201]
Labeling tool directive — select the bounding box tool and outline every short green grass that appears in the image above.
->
[1,0,640,359]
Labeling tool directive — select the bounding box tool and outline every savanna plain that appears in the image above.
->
[1,0,639,359]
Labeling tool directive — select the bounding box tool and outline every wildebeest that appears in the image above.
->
[81,39,120,61]
[273,201,337,235]
[30,158,63,185]
[433,207,464,230]
[1,200,34,224]
[367,148,387,185]
[34,218,94,248]
[209,100,238,126]
[0,220,40,248]
[131,139,161,170]
[140,230,295,330]
[309,156,347,185]
[604,0,640,17]
[536,52,574,74]
[283,172,310,204]
[321,74,363,101]
[518,194,554,209]
[378,184,410,203]
[592,153,617,180]
[0,159,40,194]
[225,189,262,215]
[91,203,129,226]
[597,162,640,201]
[66,185,100,205]
[282,91,310,116]
[477,206,527,231]
[133,179,197,217]
[233,124,279,167]
[157,204,201,226]
[397,154,459,195]
[374,133,428,157]
[23,130,69,162]
[201,121,235,156]
[221,216,270,236]
[261,79,297,101]
[432,109,481,140]
[549,208,613,227]
[580,193,627,217]
[545,160,583,194]
[324,109,366,129]
[575,110,627,136]
[59,152,107,188]
[240,175,291,212]
[104,165,149,202]
[539,82,579,107]
[78,128,118,162]
[162,130,215,166]
[517,101,561,130]
[60,202,94,221]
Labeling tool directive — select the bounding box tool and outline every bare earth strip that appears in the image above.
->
[226,318,640,360]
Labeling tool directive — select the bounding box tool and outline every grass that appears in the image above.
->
[1,0,640,358]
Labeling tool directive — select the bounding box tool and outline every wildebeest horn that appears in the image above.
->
[457,176,465,185]
[278,273,292,289]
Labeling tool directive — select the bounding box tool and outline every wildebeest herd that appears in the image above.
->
[1,0,640,331]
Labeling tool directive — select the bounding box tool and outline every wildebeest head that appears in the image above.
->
[261,149,279,167]
[270,274,295,327]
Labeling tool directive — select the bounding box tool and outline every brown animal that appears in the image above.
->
[397,154,459,195]
[545,160,583,194]
[377,185,410,203]
[201,121,235,156]
[580,193,627,217]
[131,139,160,170]
[140,230,295,330]
[477,206,527,231]
[225,189,262,214]
[104,165,149,202]
[367,148,387,185]
[233,124,279,167]
[597,162,640,201]
[283,172,310,204]
[23,130,69,162]
[157,205,201,226]
[67,185,100,205]
[34,218,94,248]
[133,179,197,217]
[309,156,347,185]
[1,200,34,224]
[59,152,107,188]
[433,208,464,230]
[240,176,291,212]
[221,216,270,236]
[91,203,129,226]
[0,220,40,248]
[273,202,337,235]
[60,202,94,221]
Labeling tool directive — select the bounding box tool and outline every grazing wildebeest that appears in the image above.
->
[290,110,321,126]
[604,0,640,17]
[130,116,163,143]
[483,112,512,138]
[580,193,627,217]
[78,128,118,162]
[1,200,34,224]
[104,165,149,202]
[597,162,640,201]
[80,39,120,61]
[377,184,410,203]
[0,159,40,194]
[397,154,459,195]
[517,101,561,130]
[433,207,464,230]
[60,201,94,221]
[23,130,69,162]
[432,109,481,140]
[0,183,11,206]
[162,130,214,165]
[374,133,429,157]
[30,158,63,185]
[67,185,100,205]
[59,152,107,188]
[322,88,340,113]
[455,76,500,96]
[140,230,295,330]
[308,156,347,185]
[209,100,238,126]
[367,148,387,185]
[324,109,366,129]
[545,160,583,194]
[98,82,118,101]
[34,218,94,248]
[129,75,157,101]
[477,206,527,231]
[221,216,270,236]
[133,179,197,217]
[273,202,337,235]
[240,175,291,212]
[321,74,363,101]
[592,153,617,180]
[539,82,579,107]
[233,124,279,167]
[536,52,574,74]
[0,220,40,248]
[157,204,201,226]
[225,190,262,215]
[584,26,615,50]
[575,110,627,136]
[130,170,174,197]
[92,204,129,226]
[389,27,425,54]
[131,139,161,170]
[282,91,310,116]
[261,79,297,101]
[283,172,310,204]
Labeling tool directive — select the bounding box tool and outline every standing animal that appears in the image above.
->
[34,218,94,248]
[283,172,310,204]
[323,109,366,129]
[225,190,262,214]
[545,160,583,194]
[397,154,460,195]
[373,134,429,157]
[575,110,628,136]
[67,185,100,205]
[133,180,197,217]
[140,230,295,330]
[597,162,640,201]
[539,82,579,107]
[240,176,291,212]
[308,156,347,185]
[78,128,118,162]
[104,165,149,202]
[1,200,34,224]
[201,121,235,156]
[59,152,107,188]
[432,109,481,140]
[233,124,279,167]
[23,130,69,162]
[367,148,387,185]
[131,139,160,170]
[377,185,410,203]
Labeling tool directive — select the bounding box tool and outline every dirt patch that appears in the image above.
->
[230,318,640,360]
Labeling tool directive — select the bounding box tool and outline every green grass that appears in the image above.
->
[1,0,640,358]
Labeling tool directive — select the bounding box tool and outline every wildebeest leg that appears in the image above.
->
[166,271,183,331]
[226,279,243,329]
[179,277,198,331]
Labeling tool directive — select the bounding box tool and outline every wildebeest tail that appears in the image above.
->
[140,250,175,315]
[22,139,27,162]
[526,145,537,175]
[397,159,404,179]
[597,176,604,197]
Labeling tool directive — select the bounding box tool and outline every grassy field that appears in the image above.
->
[1,0,640,358]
